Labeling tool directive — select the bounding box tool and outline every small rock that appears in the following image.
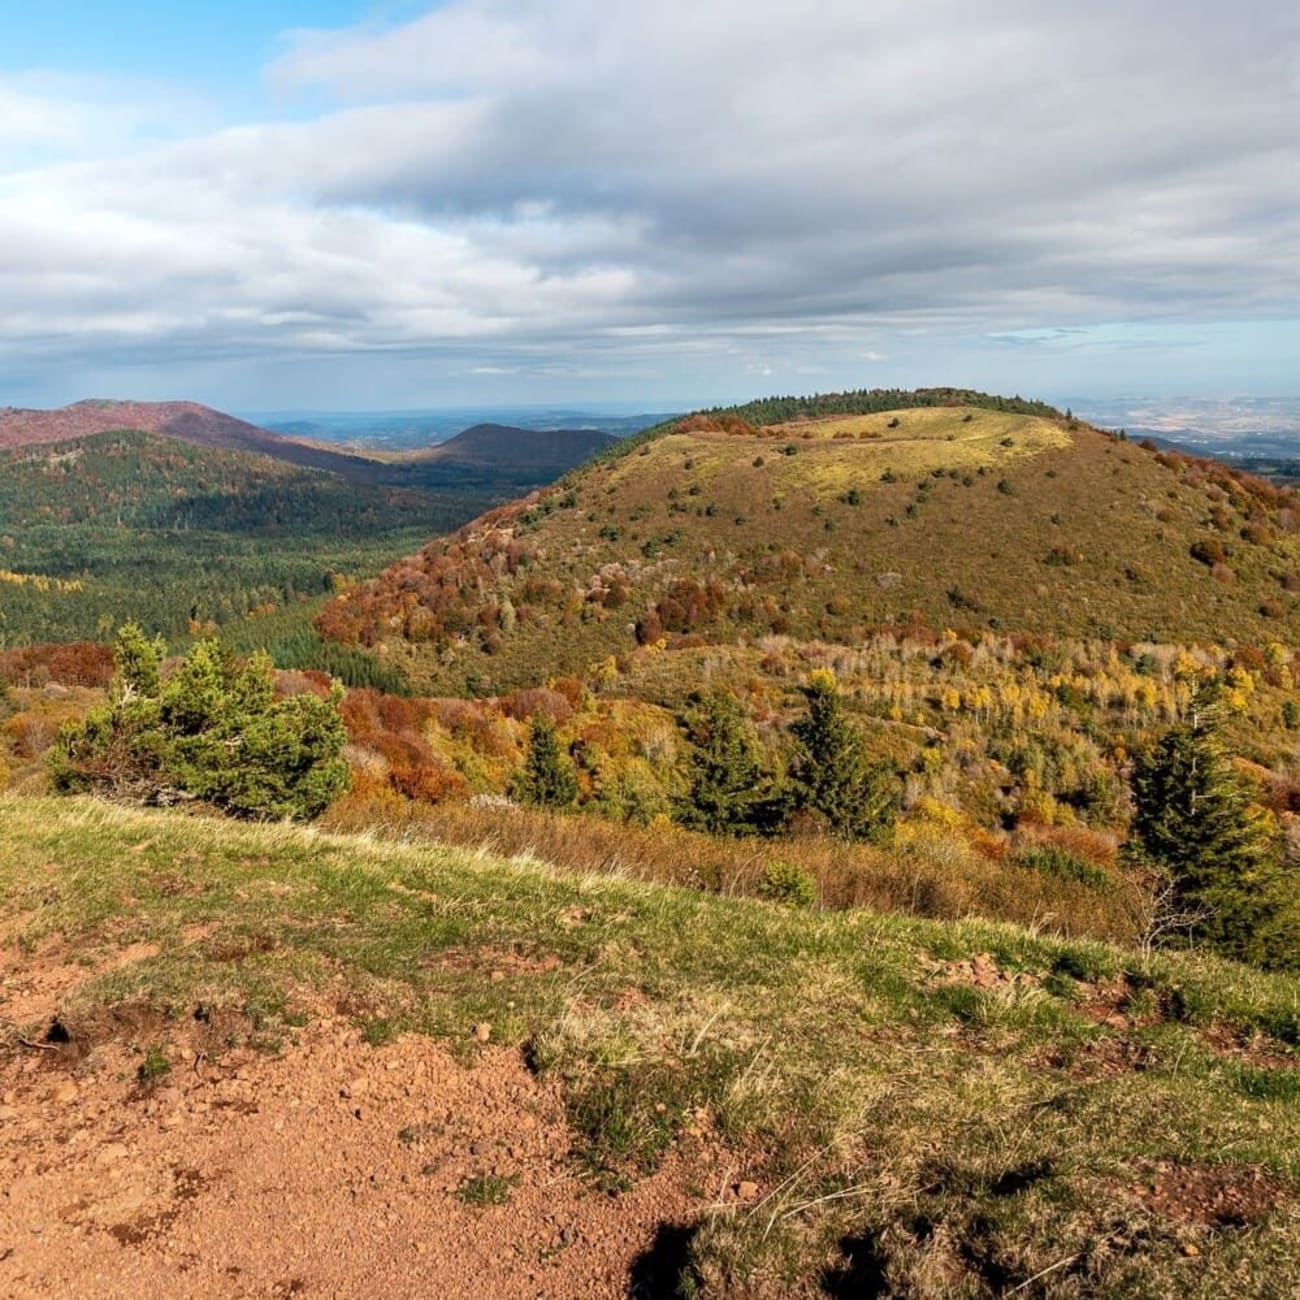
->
[1183,1242,1201,1258]
[51,1080,79,1105]
[341,1077,369,1099]
[736,1180,760,1202]
[490,970,506,983]
[472,1022,492,1044]
[469,1141,489,1156]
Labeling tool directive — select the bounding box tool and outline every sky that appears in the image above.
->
[2,0,1298,412]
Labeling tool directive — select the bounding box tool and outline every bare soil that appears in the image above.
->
[0,950,710,1298]
[1134,1162,1287,1229]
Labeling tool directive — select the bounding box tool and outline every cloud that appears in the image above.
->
[3,1,1300,402]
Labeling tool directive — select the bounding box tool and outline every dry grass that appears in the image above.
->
[319,794,1139,943]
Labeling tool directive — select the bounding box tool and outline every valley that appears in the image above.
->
[0,404,625,675]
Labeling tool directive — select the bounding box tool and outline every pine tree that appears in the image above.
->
[514,715,578,809]
[677,689,765,835]
[112,621,166,698]
[790,670,898,841]
[49,627,350,820]
[1130,686,1286,963]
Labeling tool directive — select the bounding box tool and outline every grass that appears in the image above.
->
[455,1173,518,1207]
[2,795,1300,1296]
[136,1043,172,1088]
[319,795,1140,944]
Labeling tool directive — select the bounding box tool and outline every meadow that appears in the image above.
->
[3,796,1298,1295]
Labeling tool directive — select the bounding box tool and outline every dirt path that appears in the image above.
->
[0,978,706,1298]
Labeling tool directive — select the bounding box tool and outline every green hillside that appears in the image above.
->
[0,430,500,662]
[317,395,1300,695]
[2,797,1298,1296]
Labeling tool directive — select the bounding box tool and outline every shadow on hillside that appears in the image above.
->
[627,1221,699,1298]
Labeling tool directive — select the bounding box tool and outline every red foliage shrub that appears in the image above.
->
[550,676,587,710]
[0,642,115,688]
[501,687,573,725]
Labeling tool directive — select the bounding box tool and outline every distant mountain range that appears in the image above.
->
[0,400,378,477]
[0,400,621,486]
[251,407,679,452]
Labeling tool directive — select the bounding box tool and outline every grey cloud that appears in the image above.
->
[2,0,1299,401]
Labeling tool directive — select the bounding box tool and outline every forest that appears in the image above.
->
[0,430,505,669]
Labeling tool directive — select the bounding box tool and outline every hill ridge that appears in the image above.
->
[0,397,379,478]
[314,389,1300,695]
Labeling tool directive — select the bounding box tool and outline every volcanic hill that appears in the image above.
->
[0,402,619,488]
[411,423,618,476]
[316,390,1300,695]
[0,399,378,477]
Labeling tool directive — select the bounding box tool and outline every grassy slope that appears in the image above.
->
[4,796,1299,1296]
[325,405,1300,696]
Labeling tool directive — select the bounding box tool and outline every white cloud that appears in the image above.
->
[2,1,1299,402]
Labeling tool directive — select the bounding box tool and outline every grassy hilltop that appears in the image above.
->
[2,796,1299,1296]
[316,395,1300,696]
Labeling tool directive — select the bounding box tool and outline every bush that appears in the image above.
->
[1011,844,1109,889]
[49,625,350,820]
[1190,538,1227,567]
[757,860,816,907]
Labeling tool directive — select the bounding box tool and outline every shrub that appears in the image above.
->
[1190,538,1227,567]
[1011,844,1109,889]
[757,860,816,908]
[49,625,350,820]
